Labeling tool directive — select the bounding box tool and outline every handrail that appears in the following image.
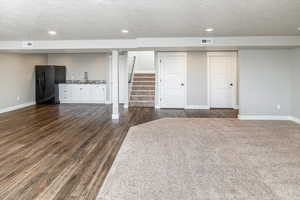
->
[128,56,136,83]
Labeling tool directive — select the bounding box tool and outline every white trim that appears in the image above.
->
[105,101,112,104]
[0,101,35,114]
[155,51,160,108]
[233,105,239,109]
[61,101,106,104]
[111,50,119,120]
[111,113,119,120]
[124,52,129,107]
[238,115,300,124]
[135,70,155,74]
[184,53,188,109]
[185,105,210,109]
[1,37,300,51]
[158,52,187,109]
[289,116,300,124]
[108,55,113,104]
[207,52,238,109]
[238,115,291,120]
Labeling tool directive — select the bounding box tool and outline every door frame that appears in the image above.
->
[207,52,238,109]
[157,52,187,109]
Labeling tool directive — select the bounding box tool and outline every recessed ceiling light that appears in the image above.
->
[121,29,129,34]
[297,27,300,31]
[205,28,214,32]
[48,30,57,35]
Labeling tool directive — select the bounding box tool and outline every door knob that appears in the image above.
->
[181,83,185,86]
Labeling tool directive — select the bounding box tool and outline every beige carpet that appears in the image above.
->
[97,118,300,200]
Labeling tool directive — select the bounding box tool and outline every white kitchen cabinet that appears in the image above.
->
[71,85,81,102]
[59,85,73,101]
[91,85,106,102]
[80,85,92,102]
[59,84,106,104]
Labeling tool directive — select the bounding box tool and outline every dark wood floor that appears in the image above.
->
[0,104,238,200]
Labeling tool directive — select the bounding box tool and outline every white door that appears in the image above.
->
[160,53,186,108]
[209,53,236,108]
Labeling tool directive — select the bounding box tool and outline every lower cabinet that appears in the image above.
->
[59,84,106,104]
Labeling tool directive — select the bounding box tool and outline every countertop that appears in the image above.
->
[60,80,106,84]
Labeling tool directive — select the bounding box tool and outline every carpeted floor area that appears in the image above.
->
[97,118,300,200]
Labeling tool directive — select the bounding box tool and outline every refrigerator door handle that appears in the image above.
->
[42,72,46,90]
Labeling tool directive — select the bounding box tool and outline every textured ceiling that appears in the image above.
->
[0,0,300,41]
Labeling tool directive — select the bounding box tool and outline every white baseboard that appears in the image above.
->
[0,101,35,114]
[238,115,291,120]
[105,101,112,104]
[185,105,210,109]
[61,100,105,104]
[233,105,239,109]
[135,71,155,74]
[238,114,300,124]
[288,116,300,124]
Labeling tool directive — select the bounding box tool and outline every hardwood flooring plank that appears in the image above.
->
[0,104,237,200]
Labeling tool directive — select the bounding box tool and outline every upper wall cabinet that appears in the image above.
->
[59,84,106,104]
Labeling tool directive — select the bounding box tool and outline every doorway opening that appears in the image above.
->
[128,51,155,108]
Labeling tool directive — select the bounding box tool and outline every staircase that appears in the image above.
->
[129,73,155,107]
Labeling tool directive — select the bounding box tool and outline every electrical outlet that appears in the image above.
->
[277,104,281,110]
[17,96,20,101]
[22,41,34,48]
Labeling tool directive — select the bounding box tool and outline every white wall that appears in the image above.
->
[128,51,155,73]
[186,52,208,106]
[48,53,109,80]
[0,54,48,110]
[239,49,292,116]
[291,48,300,119]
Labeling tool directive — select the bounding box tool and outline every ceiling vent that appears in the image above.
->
[200,39,213,45]
[22,41,34,48]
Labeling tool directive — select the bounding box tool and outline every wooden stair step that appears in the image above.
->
[129,101,154,107]
[130,95,155,101]
[131,90,155,95]
[133,77,155,81]
[132,86,155,90]
[134,73,155,76]
[132,81,155,86]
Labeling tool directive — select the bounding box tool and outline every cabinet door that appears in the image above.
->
[65,85,73,101]
[91,85,105,103]
[71,85,81,102]
[80,85,91,102]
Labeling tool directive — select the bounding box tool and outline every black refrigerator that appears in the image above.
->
[35,65,66,104]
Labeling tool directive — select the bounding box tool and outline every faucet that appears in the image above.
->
[84,72,88,83]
